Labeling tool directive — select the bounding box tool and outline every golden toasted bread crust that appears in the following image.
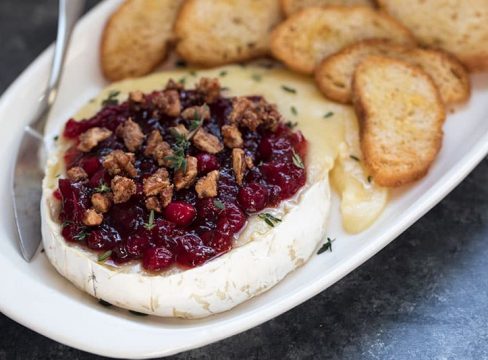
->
[280,0,374,17]
[174,0,282,67]
[377,0,488,71]
[315,39,470,105]
[101,0,184,81]
[270,6,415,74]
[352,56,445,187]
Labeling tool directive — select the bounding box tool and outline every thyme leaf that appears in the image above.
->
[214,199,225,210]
[94,182,111,193]
[291,106,298,116]
[281,85,297,94]
[97,250,112,262]
[292,150,304,169]
[323,112,334,118]
[258,213,282,227]
[350,155,360,162]
[101,90,120,107]
[317,237,334,254]
[144,210,155,230]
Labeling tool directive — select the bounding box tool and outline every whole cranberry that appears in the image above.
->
[196,153,220,175]
[216,203,246,236]
[238,183,269,213]
[151,218,176,247]
[164,201,197,226]
[174,234,216,268]
[196,198,222,221]
[111,242,132,263]
[126,233,150,259]
[201,230,232,254]
[86,224,120,250]
[79,156,101,177]
[142,246,174,272]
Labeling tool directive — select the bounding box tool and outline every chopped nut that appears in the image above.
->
[221,124,243,148]
[152,90,181,117]
[67,166,88,181]
[111,176,136,204]
[144,130,173,167]
[181,105,211,121]
[143,168,170,196]
[82,209,103,226]
[77,127,112,152]
[196,78,221,103]
[232,148,247,185]
[165,79,184,91]
[160,184,174,208]
[145,196,162,213]
[103,150,137,177]
[245,155,254,169]
[115,118,144,152]
[229,97,281,131]
[170,124,189,137]
[129,90,144,103]
[195,170,219,198]
[174,156,198,190]
[192,128,223,154]
[91,193,112,213]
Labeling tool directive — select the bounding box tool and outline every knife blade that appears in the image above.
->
[11,0,85,261]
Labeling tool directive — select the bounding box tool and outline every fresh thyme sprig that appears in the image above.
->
[292,150,304,169]
[258,213,282,227]
[214,199,225,210]
[317,237,335,254]
[101,90,120,107]
[94,182,111,193]
[281,85,297,94]
[97,250,112,262]
[144,210,155,230]
[323,111,334,118]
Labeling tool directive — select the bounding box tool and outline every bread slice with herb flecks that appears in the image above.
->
[353,56,445,187]
[315,39,471,105]
[280,0,374,17]
[270,6,415,74]
[101,0,184,81]
[174,0,282,67]
[377,0,488,71]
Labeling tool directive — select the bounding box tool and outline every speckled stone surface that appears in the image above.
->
[1,1,487,359]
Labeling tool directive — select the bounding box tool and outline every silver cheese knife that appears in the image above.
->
[11,0,85,261]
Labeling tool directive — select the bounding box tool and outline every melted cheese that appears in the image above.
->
[41,65,387,318]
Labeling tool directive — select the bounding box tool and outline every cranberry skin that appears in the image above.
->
[111,242,131,263]
[238,183,269,213]
[64,145,83,169]
[79,156,101,177]
[88,169,111,188]
[196,153,220,175]
[53,189,62,200]
[126,234,150,258]
[86,224,120,250]
[151,219,176,247]
[61,223,86,243]
[196,198,221,222]
[164,201,196,226]
[201,230,232,254]
[58,179,90,222]
[108,202,146,236]
[216,203,246,235]
[175,234,216,268]
[143,246,174,272]
[260,162,306,200]
[289,130,307,158]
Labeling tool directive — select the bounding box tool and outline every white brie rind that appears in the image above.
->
[41,66,336,318]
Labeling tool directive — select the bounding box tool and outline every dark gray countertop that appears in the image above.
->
[1,1,487,359]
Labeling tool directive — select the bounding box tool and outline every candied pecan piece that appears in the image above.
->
[143,168,170,196]
[165,79,184,91]
[192,128,223,154]
[77,127,112,152]
[221,124,243,148]
[111,176,136,204]
[82,209,103,226]
[229,97,280,131]
[181,105,210,121]
[129,90,144,103]
[115,118,144,152]
[153,90,181,117]
[103,150,137,177]
[170,124,189,137]
[232,148,247,185]
[160,184,174,207]
[195,170,219,198]
[66,166,88,182]
[91,193,112,213]
[144,130,173,167]
[174,156,198,190]
[196,78,221,103]
[145,196,161,213]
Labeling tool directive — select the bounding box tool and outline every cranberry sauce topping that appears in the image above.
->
[55,77,308,272]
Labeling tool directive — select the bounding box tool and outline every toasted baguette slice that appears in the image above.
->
[101,0,184,81]
[353,56,445,187]
[377,0,488,71]
[174,0,282,67]
[280,0,374,16]
[315,40,471,105]
[270,6,415,74]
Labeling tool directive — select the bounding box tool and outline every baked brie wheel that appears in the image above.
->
[41,65,369,318]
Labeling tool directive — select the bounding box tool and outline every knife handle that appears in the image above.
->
[31,0,86,134]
